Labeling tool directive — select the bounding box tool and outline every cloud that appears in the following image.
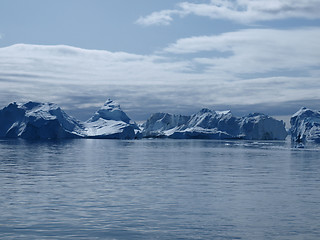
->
[0,44,191,86]
[135,10,183,26]
[0,29,320,121]
[164,27,320,75]
[136,0,320,26]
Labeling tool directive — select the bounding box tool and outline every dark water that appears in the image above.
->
[0,139,320,240]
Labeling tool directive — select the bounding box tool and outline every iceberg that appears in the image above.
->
[0,99,288,140]
[0,99,139,140]
[0,101,84,139]
[84,99,138,139]
[290,107,320,143]
[239,113,288,140]
[141,112,190,138]
[142,109,287,140]
[168,109,239,139]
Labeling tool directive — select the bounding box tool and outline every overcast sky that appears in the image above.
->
[0,0,320,123]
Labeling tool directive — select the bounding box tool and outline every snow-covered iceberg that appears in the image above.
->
[290,107,320,143]
[0,100,288,140]
[142,109,287,140]
[0,99,139,140]
[84,99,138,139]
[0,101,84,139]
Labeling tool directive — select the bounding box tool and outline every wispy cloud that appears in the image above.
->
[135,10,183,26]
[164,27,320,75]
[136,0,320,26]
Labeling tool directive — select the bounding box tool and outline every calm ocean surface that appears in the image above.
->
[0,139,319,240]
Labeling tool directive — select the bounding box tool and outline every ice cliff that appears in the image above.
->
[239,113,288,140]
[0,99,138,139]
[290,107,320,143]
[142,109,287,140]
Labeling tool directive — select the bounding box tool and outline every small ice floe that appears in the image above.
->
[295,143,305,149]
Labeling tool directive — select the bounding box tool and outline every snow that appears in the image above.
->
[290,107,320,143]
[84,119,135,139]
[87,99,131,124]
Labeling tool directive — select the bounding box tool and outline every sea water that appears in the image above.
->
[0,139,319,240]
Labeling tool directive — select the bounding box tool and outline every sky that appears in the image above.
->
[0,0,320,124]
